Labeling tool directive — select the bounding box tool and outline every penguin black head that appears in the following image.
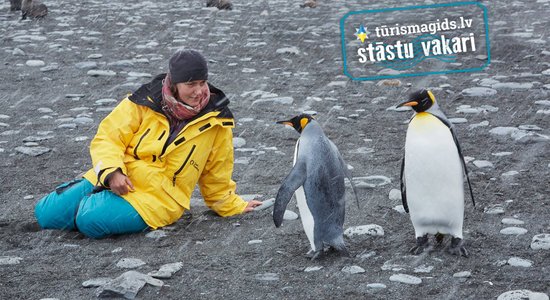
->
[276,114,315,133]
[397,89,436,112]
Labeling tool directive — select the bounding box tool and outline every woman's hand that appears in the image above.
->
[243,200,263,213]
[107,170,135,196]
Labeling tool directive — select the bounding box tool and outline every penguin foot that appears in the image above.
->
[409,235,429,255]
[447,237,469,257]
[306,249,322,260]
[435,233,445,245]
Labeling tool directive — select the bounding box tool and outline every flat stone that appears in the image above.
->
[74,62,98,69]
[304,266,323,272]
[518,125,542,131]
[449,118,468,124]
[254,273,279,281]
[461,87,497,97]
[492,82,534,89]
[73,117,94,125]
[393,205,406,214]
[473,160,494,168]
[82,277,112,288]
[531,234,550,250]
[87,70,117,76]
[366,283,387,289]
[15,146,51,157]
[492,152,513,157]
[26,60,46,67]
[148,262,183,279]
[96,271,163,299]
[253,198,275,211]
[283,210,299,220]
[484,205,505,215]
[145,230,167,239]
[341,265,366,274]
[389,274,422,285]
[388,189,401,201]
[0,256,23,265]
[248,239,262,245]
[497,290,549,300]
[507,257,533,267]
[413,265,434,273]
[116,258,146,269]
[276,46,300,55]
[500,227,528,235]
[502,171,520,178]
[233,137,246,148]
[453,271,472,278]
[128,72,152,78]
[350,176,391,188]
[502,218,525,225]
[344,224,384,237]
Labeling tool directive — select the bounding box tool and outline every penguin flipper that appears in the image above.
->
[449,127,476,208]
[336,150,360,209]
[273,162,307,227]
[400,156,409,213]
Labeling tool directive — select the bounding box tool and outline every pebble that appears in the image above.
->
[492,82,533,89]
[350,175,391,188]
[87,70,117,76]
[413,265,434,273]
[497,290,549,300]
[484,205,505,215]
[366,283,387,289]
[276,47,300,55]
[0,256,23,265]
[127,72,152,78]
[518,125,542,131]
[341,265,366,274]
[304,266,323,272]
[530,234,550,250]
[500,227,528,235]
[453,271,472,278]
[254,198,275,211]
[254,273,279,281]
[145,230,166,239]
[388,189,401,201]
[461,87,497,97]
[507,257,533,267]
[501,171,519,178]
[283,210,299,220]
[23,195,34,200]
[73,117,94,125]
[502,218,525,225]
[233,137,246,148]
[75,62,98,69]
[389,274,422,285]
[473,160,494,168]
[393,205,406,214]
[82,277,112,288]
[492,152,513,156]
[116,258,146,269]
[449,118,468,124]
[147,262,183,279]
[26,60,46,67]
[356,251,376,260]
[96,271,163,299]
[469,120,489,129]
[15,146,51,157]
[344,224,384,237]
[248,240,263,245]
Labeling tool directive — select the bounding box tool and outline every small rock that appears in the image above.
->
[341,265,366,274]
[87,70,117,77]
[507,257,533,267]
[0,256,23,265]
[248,240,263,245]
[389,274,422,285]
[500,227,528,235]
[252,97,293,105]
[492,152,513,157]
[502,218,525,225]
[283,210,299,220]
[518,125,542,131]
[145,230,166,239]
[344,224,384,237]
[453,271,472,278]
[26,60,46,67]
[497,290,549,300]
[253,198,275,211]
[148,262,183,279]
[484,205,505,215]
[393,205,406,214]
[388,189,401,201]
[531,234,550,250]
[276,47,300,55]
[254,273,279,281]
[23,195,34,200]
[82,277,112,288]
[233,137,246,148]
[15,146,51,157]
[413,265,433,273]
[116,258,146,269]
[449,118,468,124]
[473,160,493,168]
[97,271,163,299]
[461,87,497,97]
[366,283,387,289]
[304,266,323,272]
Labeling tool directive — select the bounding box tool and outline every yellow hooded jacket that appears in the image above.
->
[83,74,248,229]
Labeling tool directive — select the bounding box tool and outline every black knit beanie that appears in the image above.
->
[168,49,208,83]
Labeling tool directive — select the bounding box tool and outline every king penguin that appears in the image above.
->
[396,89,475,257]
[273,114,358,260]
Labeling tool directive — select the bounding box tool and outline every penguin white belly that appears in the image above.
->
[405,113,464,238]
[293,140,316,251]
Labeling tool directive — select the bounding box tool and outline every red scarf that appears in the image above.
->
[161,73,210,121]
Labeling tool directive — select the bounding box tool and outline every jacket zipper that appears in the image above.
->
[133,128,151,160]
[172,145,196,186]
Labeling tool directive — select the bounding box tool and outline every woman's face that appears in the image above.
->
[175,80,207,107]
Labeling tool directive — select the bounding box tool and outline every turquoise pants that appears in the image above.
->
[35,179,148,239]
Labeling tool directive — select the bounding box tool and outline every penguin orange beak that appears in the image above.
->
[276,120,293,127]
[396,101,418,108]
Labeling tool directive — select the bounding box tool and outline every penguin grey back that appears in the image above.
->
[21,0,47,20]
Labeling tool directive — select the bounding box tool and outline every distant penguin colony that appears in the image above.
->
[21,0,48,20]
[396,89,475,257]
[273,114,358,260]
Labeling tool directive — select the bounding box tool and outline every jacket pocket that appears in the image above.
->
[160,175,189,210]
[172,145,196,186]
